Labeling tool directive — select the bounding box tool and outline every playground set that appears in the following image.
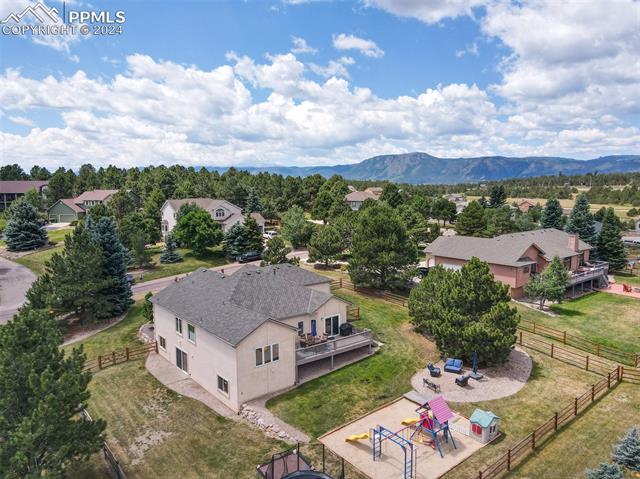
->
[320,395,496,479]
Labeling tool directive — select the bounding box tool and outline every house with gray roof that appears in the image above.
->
[0,180,48,212]
[425,228,607,298]
[150,264,373,411]
[345,187,381,210]
[160,197,265,239]
[47,189,140,223]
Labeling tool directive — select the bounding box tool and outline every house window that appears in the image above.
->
[159,336,166,350]
[563,258,572,269]
[256,344,279,366]
[215,208,225,218]
[264,345,271,364]
[272,344,279,361]
[255,348,263,366]
[187,324,196,343]
[324,315,340,336]
[523,265,530,273]
[175,317,183,335]
[297,321,304,336]
[217,375,229,395]
[489,425,496,434]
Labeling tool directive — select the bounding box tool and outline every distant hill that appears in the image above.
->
[209,153,640,184]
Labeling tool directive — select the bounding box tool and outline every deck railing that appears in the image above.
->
[296,327,374,364]
[569,261,608,285]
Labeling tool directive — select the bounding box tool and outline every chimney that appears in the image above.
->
[568,234,580,252]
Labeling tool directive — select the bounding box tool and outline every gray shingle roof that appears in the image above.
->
[0,180,48,194]
[150,264,333,346]
[425,228,592,267]
[165,198,242,214]
[74,189,119,202]
[345,190,379,202]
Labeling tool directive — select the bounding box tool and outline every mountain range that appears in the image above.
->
[211,153,640,184]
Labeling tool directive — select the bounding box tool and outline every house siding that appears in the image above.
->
[48,201,81,222]
[282,297,348,337]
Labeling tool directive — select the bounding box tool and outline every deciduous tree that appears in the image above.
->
[173,207,222,255]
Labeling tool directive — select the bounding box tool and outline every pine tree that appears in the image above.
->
[130,231,153,269]
[5,200,47,251]
[160,233,182,263]
[142,292,154,323]
[612,426,640,471]
[486,206,517,236]
[309,225,345,266]
[45,226,112,322]
[245,189,262,213]
[524,256,570,309]
[223,223,248,258]
[243,215,265,253]
[541,198,564,229]
[455,201,487,236]
[0,308,105,477]
[596,208,627,271]
[85,216,132,317]
[584,462,623,479]
[281,205,314,248]
[566,194,597,245]
[261,237,292,265]
[489,185,507,208]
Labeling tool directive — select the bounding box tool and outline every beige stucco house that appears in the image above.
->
[425,228,608,298]
[150,264,373,411]
[345,187,382,210]
[160,198,265,239]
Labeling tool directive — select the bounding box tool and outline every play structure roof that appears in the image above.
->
[428,396,453,424]
[469,409,499,428]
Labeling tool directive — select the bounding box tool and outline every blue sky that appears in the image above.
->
[1,0,638,169]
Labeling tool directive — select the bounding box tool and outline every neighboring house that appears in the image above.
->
[0,180,48,212]
[425,228,608,298]
[345,187,381,210]
[445,193,468,214]
[150,264,374,411]
[47,189,140,223]
[160,197,265,239]
[469,409,500,444]
[517,199,536,213]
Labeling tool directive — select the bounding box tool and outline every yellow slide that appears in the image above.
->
[345,433,369,442]
[401,417,421,426]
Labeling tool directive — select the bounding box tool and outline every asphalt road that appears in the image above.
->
[0,257,37,324]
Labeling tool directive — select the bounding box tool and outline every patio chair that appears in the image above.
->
[455,374,470,387]
[427,363,441,377]
[444,358,463,374]
[423,377,441,393]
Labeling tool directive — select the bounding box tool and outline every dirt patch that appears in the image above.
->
[128,429,173,465]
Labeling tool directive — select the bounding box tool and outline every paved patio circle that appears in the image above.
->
[411,348,533,403]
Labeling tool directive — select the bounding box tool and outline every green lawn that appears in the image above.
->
[136,246,229,282]
[47,227,74,244]
[516,292,640,353]
[267,289,440,438]
[15,245,61,275]
[508,382,640,478]
[615,272,640,286]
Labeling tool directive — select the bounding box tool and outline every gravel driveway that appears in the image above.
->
[0,256,36,323]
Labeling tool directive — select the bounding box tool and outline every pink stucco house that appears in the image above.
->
[424,228,608,298]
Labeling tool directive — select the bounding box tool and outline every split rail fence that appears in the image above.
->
[81,408,126,479]
[476,366,621,479]
[83,342,157,373]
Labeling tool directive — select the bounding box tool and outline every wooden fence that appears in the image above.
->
[519,318,639,367]
[81,408,126,479]
[330,278,410,307]
[476,366,621,479]
[84,342,157,373]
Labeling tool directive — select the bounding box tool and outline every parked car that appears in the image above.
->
[126,274,136,285]
[263,230,278,240]
[237,251,262,263]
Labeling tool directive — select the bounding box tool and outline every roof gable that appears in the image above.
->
[470,408,499,427]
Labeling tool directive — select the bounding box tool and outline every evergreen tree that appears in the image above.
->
[107,189,137,225]
[566,194,597,245]
[409,257,519,366]
[312,176,349,223]
[380,183,404,208]
[612,426,640,472]
[0,164,27,180]
[142,292,154,323]
[5,200,47,251]
[596,208,627,271]
[489,185,507,208]
[223,223,247,258]
[0,308,105,477]
[281,205,314,248]
[160,233,182,263]
[584,462,623,479]
[478,195,488,208]
[541,198,564,229]
[524,256,570,309]
[20,188,43,211]
[130,231,153,269]
[173,207,222,255]
[245,188,262,213]
[486,205,517,236]
[309,225,345,266]
[261,237,293,266]
[142,188,165,244]
[85,216,132,317]
[348,202,417,288]
[243,216,265,253]
[455,201,487,236]
[45,226,112,322]
[86,203,110,221]
[331,212,356,250]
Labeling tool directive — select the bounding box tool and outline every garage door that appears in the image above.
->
[50,214,75,223]
[441,263,462,271]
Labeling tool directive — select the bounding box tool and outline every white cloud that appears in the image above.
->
[332,33,384,58]
[8,115,35,127]
[308,57,354,79]
[364,0,485,24]
[291,36,317,54]
[455,42,479,58]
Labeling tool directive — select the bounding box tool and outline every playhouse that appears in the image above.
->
[319,396,490,479]
[469,409,500,444]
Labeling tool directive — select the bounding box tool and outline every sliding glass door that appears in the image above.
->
[324,315,339,336]
[176,347,188,372]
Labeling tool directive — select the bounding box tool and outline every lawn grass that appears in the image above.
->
[15,245,60,275]
[68,361,286,479]
[62,300,148,358]
[508,382,640,478]
[267,289,439,438]
[443,350,603,478]
[137,246,229,282]
[516,292,640,353]
[47,227,74,244]
[615,272,640,286]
